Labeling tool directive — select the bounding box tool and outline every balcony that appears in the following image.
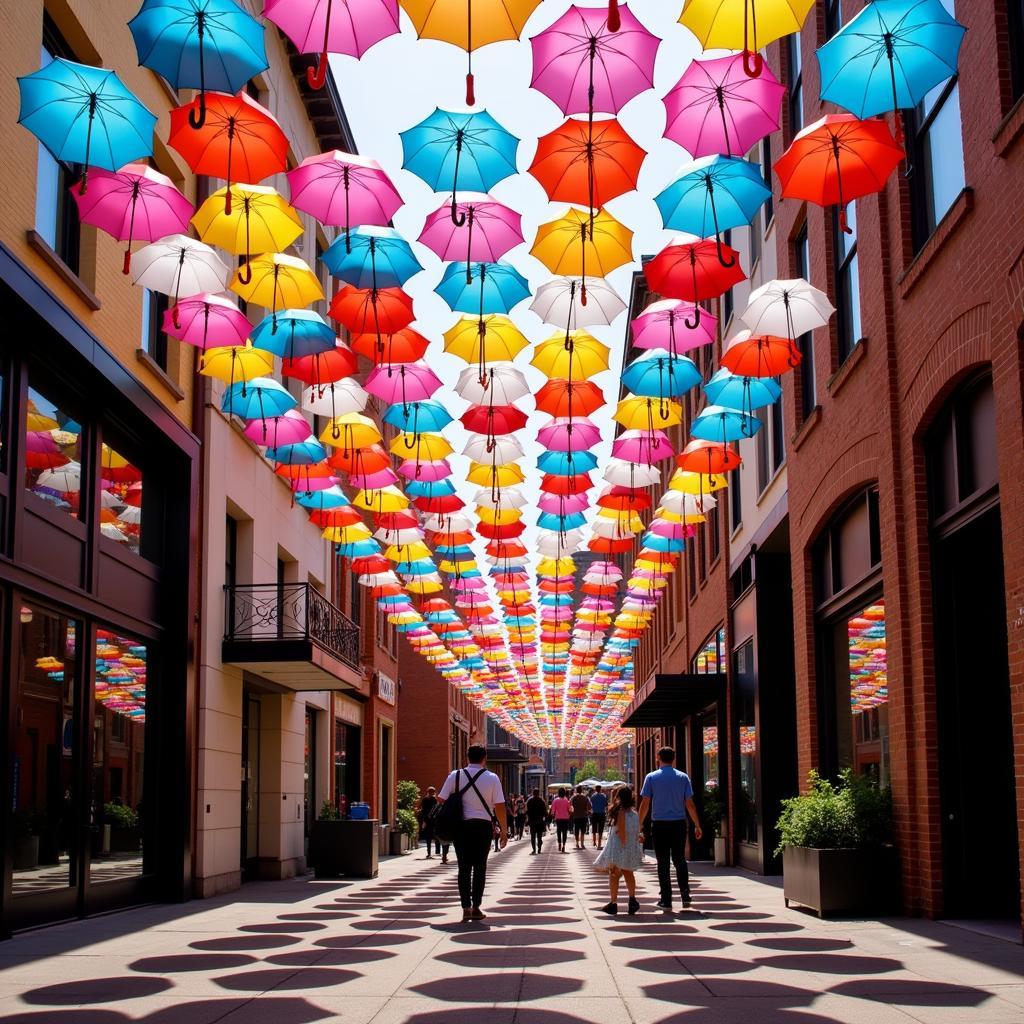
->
[222,583,366,693]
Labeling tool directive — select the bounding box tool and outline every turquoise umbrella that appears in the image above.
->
[436,261,531,315]
[251,308,335,359]
[322,226,422,288]
[221,376,296,436]
[382,400,454,434]
[17,58,156,193]
[691,404,762,442]
[703,368,781,416]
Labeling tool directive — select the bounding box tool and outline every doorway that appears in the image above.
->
[240,692,261,878]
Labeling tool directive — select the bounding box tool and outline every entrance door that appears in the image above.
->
[240,692,260,877]
[934,507,1018,917]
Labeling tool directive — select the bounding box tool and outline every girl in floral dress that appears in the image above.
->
[593,786,643,915]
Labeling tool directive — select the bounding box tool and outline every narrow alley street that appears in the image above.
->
[0,838,1021,1024]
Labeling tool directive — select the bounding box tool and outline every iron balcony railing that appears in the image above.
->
[224,582,361,669]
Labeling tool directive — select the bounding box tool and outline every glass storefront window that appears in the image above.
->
[735,640,758,845]
[92,630,148,883]
[11,603,80,897]
[702,724,718,787]
[25,386,82,521]
[693,628,724,674]
[835,600,890,785]
[100,444,143,556]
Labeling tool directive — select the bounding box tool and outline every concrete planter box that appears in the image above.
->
[713,836,728,866]
[783,845,899,917]
[389,831,411,855]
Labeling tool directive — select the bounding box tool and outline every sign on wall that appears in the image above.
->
[377,672,396,705]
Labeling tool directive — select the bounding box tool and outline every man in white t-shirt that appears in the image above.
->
[437,745,508,922]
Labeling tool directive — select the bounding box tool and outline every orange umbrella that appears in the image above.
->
[534,379,606,418]
[330,284,415,335]
[676,439,741,474]
[350,328,430,365]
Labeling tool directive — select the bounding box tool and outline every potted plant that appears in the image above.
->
[777,769,897,917]
[105,802,140,853]
[392,808,418,854]
[309,799,345,878]
[11,810,41,870]
[701,783,728,866]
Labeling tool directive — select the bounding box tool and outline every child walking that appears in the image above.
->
[593,786,642,916]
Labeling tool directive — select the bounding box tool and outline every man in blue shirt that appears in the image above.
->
[638,747,702,910]
[589,785,609,849]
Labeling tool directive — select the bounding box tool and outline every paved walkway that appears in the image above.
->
[0,836,1022,1023]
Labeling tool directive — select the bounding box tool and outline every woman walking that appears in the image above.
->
[593,786,642,916]
[514,793,527,840]
[526,788,548,854]
[551,787,572,853]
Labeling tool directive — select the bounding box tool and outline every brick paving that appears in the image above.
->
[0,837,1021,1023]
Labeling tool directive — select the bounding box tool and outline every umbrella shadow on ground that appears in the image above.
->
[190,933,300,951]
[746,936,854,952]
[212,966,360,991]
[0,996,338,1024]
[434,947,586,968]
[827,978,998,1005]
[628,953,757,976]
[408,972,584,1003]
[314,932,419,948]
[20,977,173,1005]
[448,927,586,946]
[129,953,256,973]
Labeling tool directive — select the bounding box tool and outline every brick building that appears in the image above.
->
[625,0,1024,931]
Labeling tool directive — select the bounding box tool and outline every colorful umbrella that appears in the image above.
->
[739,278,835,341]
[71,163,192,274]
[535,379,606,418]
[721,329,801,376]
[322,226,423,288]
[164,292,251,362]
[302,378,368,419]
[283,344,359,390]
[243,408,316,448]
[443,314,529,383]
[455,365,531,406]
[129,0,268,129]
[233,252,324,321]
[366,363,444,408]
[399,0,542,105]
[264,0,402,86]
[400,108,519,223]
[419,198,524,280]
[644,238,745,326]
[436,261,531,315]
[704,368,782,415]
[663,52,785,158]
[631,298,718,358]
[530,276,626,339]
[199,341,275,393]
[330,284,415,334]
[351,326,431,364]
[251,309,336,360]
[691,404,761,442]
[530,330,610,380]
[622,355,702,403]
[17,58,156,193]
[168,90,288,214]
[221,376,297,434]
[286,151,403,251]
[774,114,904,232]
[131,235,231,327]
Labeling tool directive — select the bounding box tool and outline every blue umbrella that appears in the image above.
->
[264,439,326,464]
[338,539,381,558]
[436,261,531,315]
[703,368,781,414]
[296,486,349,510]
[537,450,599,475]
[622,355,702,407]
[642,533,685,553]
[397,560,438,576]
[322,226,422,288]
[129,0,268,129]
[400,108,519,224]
[691,404,762,442]
[251,309,335,359]
[17,58,157,193]
[655,155,770,267]
[817,0,966,160]
[383,400,454,434]
[538,511,588,531]
[405,479,457,499]
[221,376,296,430]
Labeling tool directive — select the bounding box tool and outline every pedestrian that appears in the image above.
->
[551,787,572,853]
[418,786,440,859]
[593,786,642,916]
[437,744,508,922]
[570,785,592,850]
[514,793,527,840]
[637,746,702,911]
[590,784,609,849]
[526,787,548,854]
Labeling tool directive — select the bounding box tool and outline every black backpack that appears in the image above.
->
[431,768,492,842]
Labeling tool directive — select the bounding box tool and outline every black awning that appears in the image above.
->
[622,673,725,728]
[486,745,528,763]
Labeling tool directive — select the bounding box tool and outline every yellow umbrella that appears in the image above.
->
[407,578,443,595]
[327,523,373,543]
[476,506,521,526]
[467,461,525,487]
[192,186,304,277]
[668,469,729,494]
[530,330,610,380]
[399,0,542,105]
[198,341,274,385]
[320,413,382,450]
[537,556,576,577]
[385,541,433,562]
[530,208,633,292]
[443,314,529,382]
[614,396,683,430]
[26,398,59,432]
[353,487,409,512]
[679,0,815,78]
[390,432,454,460]
[232,252,323,315]
[439,559,477,574]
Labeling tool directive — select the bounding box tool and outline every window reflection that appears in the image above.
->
[702,724,718,787]
[100,445,143,556]
[845,601,889,785]
[25,387,82,520]
[693,628,724,674]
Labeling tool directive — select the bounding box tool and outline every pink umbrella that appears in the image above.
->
[164,292,252,360]
[264,0,402,87]
[650,520,698,539]
[611,429,674,464]
[365,363,443,405]
[537,417,601,452]
[539,493,590,514]
[286,151,403,250]
[243,409,313,448]
[663,54,785,159]
[631,299,718,356]
[419,198,524,282]
[530,4,660,119]
[350,468,399,489]
[71,163,193,275]
[397,459,452,481]
[451,578,487,592]
[287,474,341,491]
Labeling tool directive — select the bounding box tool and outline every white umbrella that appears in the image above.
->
[359,572,399,587]
[472,487,527,509]
[455,364,530,405]
[117,505,143,525]
[590,519,639,540]
[302,378,368,418]
[100,522,131,542]
[100,490,122,509]
[373,527,422,545]
[537,530,582,556]
[659,491,717,517]
[37,462,82,492]
[132,234,231,312]
[423,513,474,533]
[462,435,524,463]
[738,278,835,339]
[603,460,662,487]
[529,276,626,329]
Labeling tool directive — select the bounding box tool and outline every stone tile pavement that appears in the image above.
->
[0,835,1021,1023]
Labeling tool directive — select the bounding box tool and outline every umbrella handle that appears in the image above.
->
[607,0,620,31]
[742,51,763,78]
[466,72,475,106]
[188,16,208,129]
[684,305,700,330]
[307,53,329,89]
[122,249,132,276]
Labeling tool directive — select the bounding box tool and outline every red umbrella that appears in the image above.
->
[644,239,745,328]
[721,331,801,377]
[350,328,430,365]
[415,494,465,514]
[597,488,651,511]
[534,379,606,418]
[169,92,289,215]
[478,521,526,540]
[282,343,357,388]
[540,473,593,496]
[774,114,903,233]
[676,439,741,474]
[351,555,391,575]
[588,536,634,553]
[327,444,391,474]
[460,404,529,436]
[309,507,364,528]
[330,284,415,335]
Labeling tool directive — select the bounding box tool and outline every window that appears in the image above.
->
[750,208,761,269]
[787,32,803,137]
[687,539,696,597]
[793,226,816,417]
[720,230,734,325]
[349,569,362,626]
[1010,0,1024,103]
[709,500,720,562]
[25,384,82,522]
[698,521,707,582]
[824,0,843,40]
[100,444,143,556]
[35,15,81,273]
[834,203,862,362]
[770,392,785,472]
[729,467,742,531]
[735,640,757,844]
[909,2,964,248]
[755,380,787,487]
[140,290,170,371]
[760,138,774,225]
[693,629,724,674]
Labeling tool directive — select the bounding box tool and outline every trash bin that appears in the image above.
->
[309,818,379,878]
[378,822,390,857]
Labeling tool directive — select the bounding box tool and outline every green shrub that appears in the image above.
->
[318,799,341,821]
[775,769,892,856]
[701,783,726,837]
[396,779,420,812]
[104,802,138,830]
[396,808,419,840]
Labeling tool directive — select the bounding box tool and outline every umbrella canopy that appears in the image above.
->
[531,208,633,298]
[455,364,531,405]
[530,276,626,331]
[739,278,835,340]
[644,238,745,326]
[531,330,611,380]
[614,397,683,431]
[691,404,762,442]
[303,379,368,418]
[461,404,529,436]
[382,398,454,434]
[198,341,275,386]
[622,354,702,399]
[330,284,415,334]
[245,408,317,448]
[419,198,524,275]
[233,252,324,317]
[535,379,605,418]
[703,368,782,412]
[721,330,801,377]
[71,163,192,274]
[774,114,904,232]
[443,314,529,382]
[251,309,336,360]
[367,364,444,407]
[221,376,297,427]
[631,298,718,357]
[351,326,431,364]
[131,235,231,323]
[399,0,543,104]
[164,292,251,357]
[17,58,156,192]
[436,261,531,315]
[676,439,742,474]
[322,225,423,288]
[129,0,268,129]
[530,3,660,117]
[283,344,359,388]
[663,52,785,158]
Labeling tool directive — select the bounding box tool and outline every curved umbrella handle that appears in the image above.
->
[172,303,182,330]
[714,233,736,268]
[743,50,763,78]
[189,18,208,129]
[466,72,476,106]
[122,249,132,276]
[238,262,253,285]
[684,305,701,330]
[607,0,621,31]
[307,53,329,89]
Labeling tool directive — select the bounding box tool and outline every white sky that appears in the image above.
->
[330,2,706,561]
